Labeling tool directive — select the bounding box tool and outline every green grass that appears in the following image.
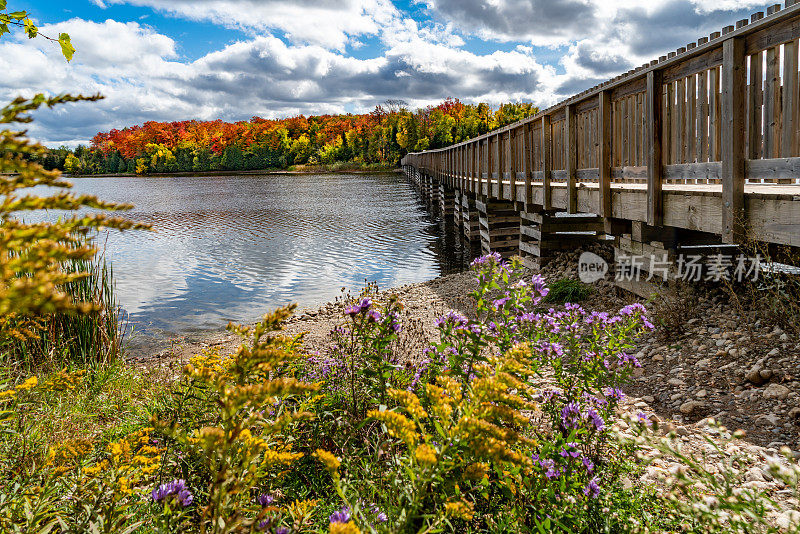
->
[544,278,592,304]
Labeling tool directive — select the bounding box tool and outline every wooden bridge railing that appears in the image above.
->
[401,1,800,245]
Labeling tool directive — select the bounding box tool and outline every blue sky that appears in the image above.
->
[1,0,770,146]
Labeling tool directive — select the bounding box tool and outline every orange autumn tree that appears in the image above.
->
[59,99,539,175]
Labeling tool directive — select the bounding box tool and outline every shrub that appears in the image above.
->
[544,278,592,304]
[1,251,796,532]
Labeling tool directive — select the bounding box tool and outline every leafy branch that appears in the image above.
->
[0,2,75,61]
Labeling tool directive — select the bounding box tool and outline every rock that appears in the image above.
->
[745,466,765,482]
[756,414,780,426]
[760,369,774,381]
[642,395,655,404]
[668,378,686,387]
[696,389,708,398]
[768,348,780,357]
[680,400,705,415]
[776,510,800,532]
[696,358,712,369]
[789,407,800,422]
[763,384,791,400]
[747,366,766,385]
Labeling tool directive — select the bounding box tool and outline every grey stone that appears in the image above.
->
[763,384,791,400]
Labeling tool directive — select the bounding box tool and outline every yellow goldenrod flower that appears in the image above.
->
[414,444,438,466]
[464,462,489,481]
[329,521,361,534]
[313,449,341,474]
[368,409,417,446]
[444,500,474,521]
[16,376,37,391]
[389,389,427,419]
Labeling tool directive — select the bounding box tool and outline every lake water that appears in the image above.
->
[54,173,472,347]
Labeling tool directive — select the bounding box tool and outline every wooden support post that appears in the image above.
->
[721,37,746,243]
[522,122,532,205]
[599,91,612,218]
[782,39,798,158]
[541,115,552,211]
[509,129,517,202]
[646,70,664,226]
[566,104,578,213]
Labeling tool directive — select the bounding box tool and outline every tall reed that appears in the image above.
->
[3,256,123,369]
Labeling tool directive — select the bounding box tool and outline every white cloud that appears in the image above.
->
[0,1,778,146]
[95,0,401,51]
[0,16,552,146]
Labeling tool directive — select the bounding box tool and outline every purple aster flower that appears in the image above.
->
[358,297,372,312]
[619,302,647,316]
[531,274,548,296]
[582,457,595,473]
[584,477,601,498]
[329,506,351,524]
[344,305,360,317]
[587,408,605,431]
[492,296,510,309]
[636,412,652,427]
[367,309,382,323]
[257,494,275,507]
[151,479,193,507]
[561,402,582,429]
[604,387,625,401]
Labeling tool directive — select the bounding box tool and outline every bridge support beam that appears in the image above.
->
[519,211,604,270]
[438,185,456,220]
[476,198,520,258]
[461,193,481,243]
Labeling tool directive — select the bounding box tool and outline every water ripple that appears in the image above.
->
[38,173,472,337]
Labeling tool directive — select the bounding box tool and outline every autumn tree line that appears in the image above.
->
[35,99,538,175]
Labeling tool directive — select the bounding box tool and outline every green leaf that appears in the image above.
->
[58,32,75,61]
[9,10,26,20]
[0,0,6,10]
[0,23,8,37]
[23,18,37,39]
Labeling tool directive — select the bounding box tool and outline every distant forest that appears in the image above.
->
[35,99,538,175]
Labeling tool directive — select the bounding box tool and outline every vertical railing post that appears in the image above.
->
[470,143,475,193]
[522,122,532,206]
[721,36,746,243]
[495,133,503,198]
[599,91,612,218]
[566,104,578,213]
[542,115,552,211]
[509,129,517,202]
[646,70,664,226]
[783,38,798,157]
[461,145,466,191]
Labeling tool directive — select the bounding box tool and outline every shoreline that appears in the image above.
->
[128,248,799,523]
[61,167,402,179]
[132,246,799,452]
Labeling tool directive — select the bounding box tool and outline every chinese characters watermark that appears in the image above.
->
[579,253,762,283]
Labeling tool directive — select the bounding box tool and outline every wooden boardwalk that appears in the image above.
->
[402,2,800,262]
